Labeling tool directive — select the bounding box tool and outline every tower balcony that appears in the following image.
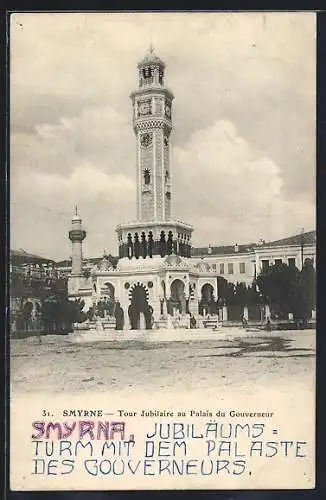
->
[69,229,86,242]
[132,115,172,134]
[116,220,193,260]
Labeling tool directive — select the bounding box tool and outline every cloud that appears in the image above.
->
[11,104,134,178]
[172,120,315,246]
[10,12,316,259]
[11,163,136,260]
[11,101,138,259]
[11,158,135,258]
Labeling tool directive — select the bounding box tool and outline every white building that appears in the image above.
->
[192,230,316,285]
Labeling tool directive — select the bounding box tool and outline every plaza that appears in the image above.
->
[11,328,315,395]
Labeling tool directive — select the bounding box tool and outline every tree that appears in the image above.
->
[41,287,87,334]
[295,258,316,321]
[217,278,261,308]
[217,277,235,305]
[247,284,263,306]
[231,282,249,306]
[255,261,315,321]
[256,263,300,318]
[14,298,34,332]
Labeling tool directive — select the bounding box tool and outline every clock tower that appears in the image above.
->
[130,45,173,222]
[116,46,193,260]
[68,46,220,329]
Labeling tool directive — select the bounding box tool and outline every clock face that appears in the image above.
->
[165,105,171,118]
[138,100,151,116]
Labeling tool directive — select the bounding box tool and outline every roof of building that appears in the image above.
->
[56,256,119,269]
[192,244,255,257]
[10,249,55,265]
[192,230,316,257]
[55,259,72,267]
[138,45,165,69]
[260,230,316,248]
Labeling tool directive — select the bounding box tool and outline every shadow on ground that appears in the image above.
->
[187,336,315,358]
[11,335,315,359]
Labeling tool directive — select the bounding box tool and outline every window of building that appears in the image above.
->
[262,260,269,271]
[220,263,224,274]
[144,169,151,185]
[288,257,296,267]
[228,263,234,274]
[211,263,217,271]
[275,259,282,266]
[239,262,246,274]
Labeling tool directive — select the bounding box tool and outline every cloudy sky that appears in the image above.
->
[10,12,316,260]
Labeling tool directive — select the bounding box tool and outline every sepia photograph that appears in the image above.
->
[9,11,316,490]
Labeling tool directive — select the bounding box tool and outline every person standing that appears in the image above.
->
[190,314,197,329]
[114,301,124,330]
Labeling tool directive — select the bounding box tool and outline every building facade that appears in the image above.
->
[10,250,64,335]
[192,230,316,285]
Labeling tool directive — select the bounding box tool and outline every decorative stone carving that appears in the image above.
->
[163,254,190,270]
[90,264,98,275]
[140,133,153,148]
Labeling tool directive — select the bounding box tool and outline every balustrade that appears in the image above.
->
[119,230,192,259]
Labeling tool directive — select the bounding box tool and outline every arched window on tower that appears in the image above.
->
[142,67,153,84]
[165,170,169,183]
[144,169,151,185]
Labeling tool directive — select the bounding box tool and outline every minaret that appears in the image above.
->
[69,207,86,275]
[130,45,174,222]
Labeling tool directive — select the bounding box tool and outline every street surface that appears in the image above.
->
[10,329,315,395]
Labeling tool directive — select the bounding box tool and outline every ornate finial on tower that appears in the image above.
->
[72,205,81,222]
[137,44,165,71]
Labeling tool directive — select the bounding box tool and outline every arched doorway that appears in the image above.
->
[128,283,152,330]
[168,279,187,315]
[199,283,216,316]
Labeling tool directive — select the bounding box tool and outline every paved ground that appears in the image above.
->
[10,328,315,395]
